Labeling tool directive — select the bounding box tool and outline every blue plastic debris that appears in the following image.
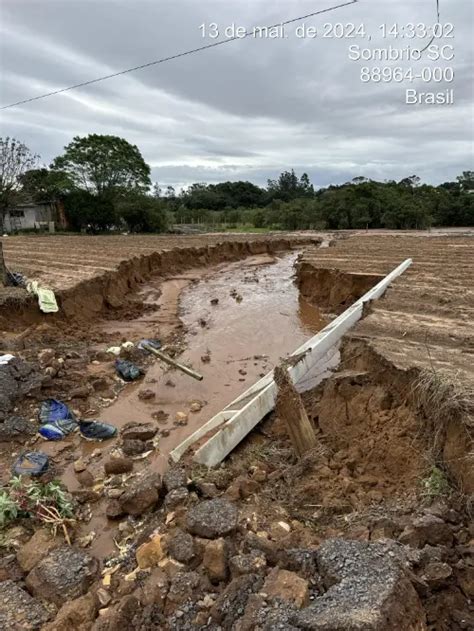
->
[39,399,77,425]
[115,359,143,381]
[12,451,49,477]
[79,420,117,441]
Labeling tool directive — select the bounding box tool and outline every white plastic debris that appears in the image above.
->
[0,354,15,365]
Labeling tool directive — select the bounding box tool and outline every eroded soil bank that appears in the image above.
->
[1,235,473,631]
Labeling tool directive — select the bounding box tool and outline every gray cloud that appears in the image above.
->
[0,0,472,189]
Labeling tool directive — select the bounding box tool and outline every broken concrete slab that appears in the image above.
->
[0,579,50,630]
[186,498,238,538]
[293,539,426,630]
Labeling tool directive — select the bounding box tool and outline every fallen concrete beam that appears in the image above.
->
[170,258,412,467]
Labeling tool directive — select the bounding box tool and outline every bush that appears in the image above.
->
[116,194,168,233]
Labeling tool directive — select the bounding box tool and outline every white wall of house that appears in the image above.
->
[2,204,53,233]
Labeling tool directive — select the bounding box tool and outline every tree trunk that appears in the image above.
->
[274,365,318,458]
[0,242,8,286]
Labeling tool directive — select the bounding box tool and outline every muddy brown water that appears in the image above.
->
[61,252,326,557]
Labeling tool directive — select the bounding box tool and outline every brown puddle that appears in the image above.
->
[63,251,326,558]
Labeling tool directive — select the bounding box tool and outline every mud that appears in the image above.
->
[0,234,321,330]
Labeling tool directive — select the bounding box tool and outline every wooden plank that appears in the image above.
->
[274,365,317,457]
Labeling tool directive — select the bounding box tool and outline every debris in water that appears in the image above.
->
[115,359,143,381]
[79,420,118,441]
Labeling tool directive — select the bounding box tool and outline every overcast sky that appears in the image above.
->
[0,0,472,190]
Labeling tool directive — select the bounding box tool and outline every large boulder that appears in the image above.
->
[26,547,99,607]
[186,498,238,538]
[293,539,427,630]
[0,579,50,629]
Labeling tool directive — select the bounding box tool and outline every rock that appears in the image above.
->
[203,538,228,582]
[399,514,453,547]
[107,488,123,499]
[210,574,265,627]
[269,521,291,540]
[122,438,152,456]
[70,386,91,399]
[166,571,202,608]
[164,487,189,509]
[17,529,60,573]
[196,481,218,498]
[138,389,156,401]
[76,469,94,487]
[119,472,161,516]
[151,410,168,424]
[0,579,50,630]
[106,500,125,520]
[243,531,281,565]
[456,565,474,598]
[210,298,219,305]
[230,550,267,577]
[190,401,202,413]
[249,466,267,483]
[279,549,318,580]
[163,467,187,492]
[225,476,260,500]
[261,568,309,608]
[26,546,99,607]
[139,568,169,608]
[73,489,101,504]
[42,593,97,631]
[104,456,133,475]
[136,534,166,569]
[91,596,139,631]
[420,562,453,589]
[293,539,426,630]
[187,498,238,539]
[38,348,55,368]
[96,588,111,607]
[121,422,157,441]
[168,529,195,564]
[0,415,36,442]
[73,458,87,473]
[174,412,188,426]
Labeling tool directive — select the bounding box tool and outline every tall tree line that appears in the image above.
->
[1,135,472,232]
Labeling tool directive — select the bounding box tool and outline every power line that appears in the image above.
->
[1,1,358,111]
[417,0,440,53]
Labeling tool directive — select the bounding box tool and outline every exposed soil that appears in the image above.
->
[0,231,473,630]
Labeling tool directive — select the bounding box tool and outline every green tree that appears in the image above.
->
[457,171,474,191]
[52,134,151,196]
[20,168,73,203]
[63,190,116,232]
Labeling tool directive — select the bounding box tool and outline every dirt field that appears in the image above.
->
[0,231,473,630]
[297,233,474,383]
